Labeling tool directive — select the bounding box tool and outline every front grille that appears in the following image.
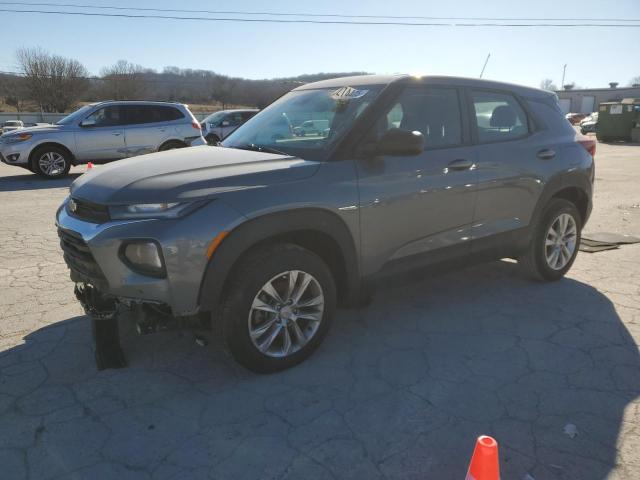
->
[68,198,110,223]
[58,228,106,282]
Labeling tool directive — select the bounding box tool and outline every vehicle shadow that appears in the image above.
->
[0,260,637,479]
[0,172,82,192]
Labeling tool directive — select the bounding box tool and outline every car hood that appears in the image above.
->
[70,145,320,205]
[2,124,61,136]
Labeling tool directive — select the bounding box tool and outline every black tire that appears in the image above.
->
[519,198,582,281]
[205,134,220,146]
[159,140,186,151]
[31,145,71,179]
[220,243,336,373]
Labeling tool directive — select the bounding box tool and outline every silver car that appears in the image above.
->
[0,101,206,178]
[1,120,24,134]
[201,109,258,145]
[56,75,595,372]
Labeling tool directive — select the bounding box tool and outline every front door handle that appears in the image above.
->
[447,159,474,171]
[112,132,121,136]
[537,149,556,160]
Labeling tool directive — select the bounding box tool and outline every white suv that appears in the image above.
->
[0,101,206,178]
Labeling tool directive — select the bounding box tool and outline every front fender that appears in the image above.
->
[198,208,361,313]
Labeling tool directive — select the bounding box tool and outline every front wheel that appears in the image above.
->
[220,243,336,373]
[519,199,582,281]
[31,146,71,179]
[205,134,220,146]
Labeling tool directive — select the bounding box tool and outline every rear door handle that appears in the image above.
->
[112,132,121,136]
[537,149,556,160]
[447,159,474,171]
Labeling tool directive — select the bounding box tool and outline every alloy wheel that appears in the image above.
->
[545,213,577,270]
[38,152,66,177]
[248,270,324,358]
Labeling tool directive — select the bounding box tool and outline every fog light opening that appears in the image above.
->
[120,241,166,277]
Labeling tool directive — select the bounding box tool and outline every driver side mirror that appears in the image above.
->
[360,128,424,157]
[80,118,96,128]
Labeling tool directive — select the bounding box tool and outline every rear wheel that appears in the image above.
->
[220,243,336,373]
[31,146,71,179]
[159,140,186,151]
[519,199,582,281]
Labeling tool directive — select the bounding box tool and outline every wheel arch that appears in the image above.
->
[531,173,592,228]
[29,142,76,166]
[158,139,187,151]
[198,208,361,314]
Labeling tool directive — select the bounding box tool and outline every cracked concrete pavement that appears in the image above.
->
[1,141,639,479]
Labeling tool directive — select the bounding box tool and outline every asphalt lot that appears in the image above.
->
[1,141,639,479]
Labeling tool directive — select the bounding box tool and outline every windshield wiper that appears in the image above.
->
[233,143,289,156]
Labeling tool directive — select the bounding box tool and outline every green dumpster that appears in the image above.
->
[596,98,640,142]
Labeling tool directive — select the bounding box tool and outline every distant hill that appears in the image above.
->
[0,68,372,113]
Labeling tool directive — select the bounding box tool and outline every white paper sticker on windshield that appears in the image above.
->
[330,86,368,101]
[610,105,623,114]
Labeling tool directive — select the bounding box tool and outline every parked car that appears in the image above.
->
[565,112,588,125]
[293,119,330,137]
[0,101,205,178]
[56,75,595,372]
[201,109,258,145]
[1,120,24,134]
[580,112,598,134]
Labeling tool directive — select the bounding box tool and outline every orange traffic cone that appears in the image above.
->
[86,162,94,171]
[466,435,500,480]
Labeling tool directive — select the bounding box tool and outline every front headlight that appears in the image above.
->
[109,201,207,220]
[3,132,33,144]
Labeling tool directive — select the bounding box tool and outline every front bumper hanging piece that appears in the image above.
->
[74,283,127,370]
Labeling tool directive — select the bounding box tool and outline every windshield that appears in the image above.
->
[222,85,382,161]
[4,121,21,126]
[56,105,95,125]
[202,111,226,126]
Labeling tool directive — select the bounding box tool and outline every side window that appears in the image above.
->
[155,106,184,122]
[375,87,462,149]
[471,90,529,143]
[225,113,243,126]
[84,106,122,127]
[121,105,152,125]
[241,111,256,122]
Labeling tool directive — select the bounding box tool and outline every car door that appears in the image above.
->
[121,105,166,157]
[356,86,478,276]
[467,89,544,249]
[74,105,126,161]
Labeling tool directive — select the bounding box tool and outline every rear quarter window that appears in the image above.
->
[471,90,529,143]
[155,106,184,122]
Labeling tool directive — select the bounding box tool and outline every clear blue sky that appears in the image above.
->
[0,0,638,88]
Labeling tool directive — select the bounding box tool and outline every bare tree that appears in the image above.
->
[100,60,145,100]
[0,74,29,112]
[540,78,557,91]
[210,77,238,109]
[16,47,89,112]
[629,76,640,87]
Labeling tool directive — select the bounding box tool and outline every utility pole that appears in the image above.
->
[561,64,567,89]
[479,53,491,79]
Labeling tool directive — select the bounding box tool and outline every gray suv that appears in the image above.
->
[200,109,259,145]
[56,75,595,372]
[0,101,206,178]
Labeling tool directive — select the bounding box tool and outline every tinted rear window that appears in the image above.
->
[471,90,529,143]
[122,105,184,125]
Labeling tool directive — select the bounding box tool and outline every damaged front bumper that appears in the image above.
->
[74,283,126,370]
